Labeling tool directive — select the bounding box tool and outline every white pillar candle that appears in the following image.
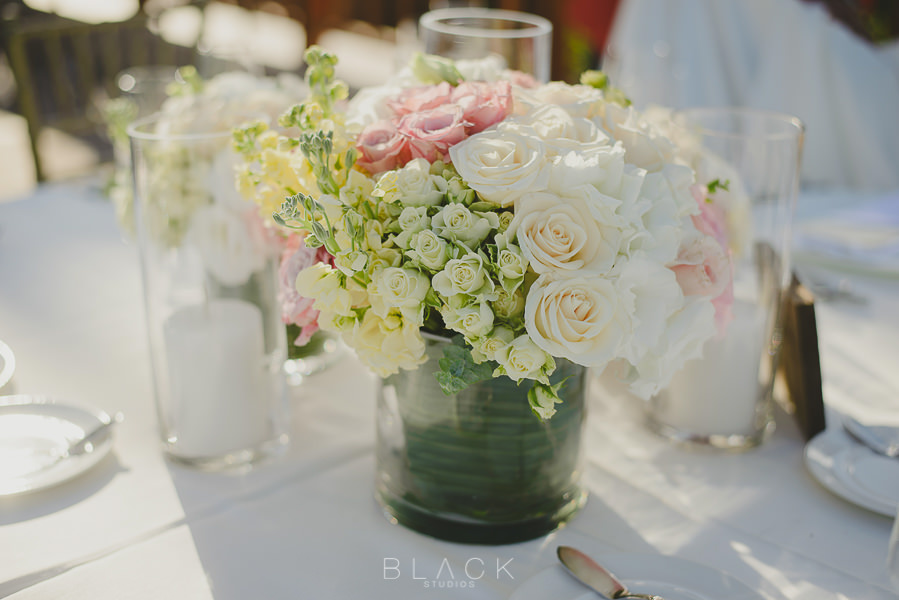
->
[163,298,271,457]
[657,299,766,437]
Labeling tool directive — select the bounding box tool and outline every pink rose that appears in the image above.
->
[451,80,513,134]
[279,234,333,346]
[388,82,454,116]
[396,104,468,162]
[355,119,409,175]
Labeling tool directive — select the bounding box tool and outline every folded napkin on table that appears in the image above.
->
[793,193,899,273]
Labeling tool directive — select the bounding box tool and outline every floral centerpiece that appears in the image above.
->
[234,48,734,542]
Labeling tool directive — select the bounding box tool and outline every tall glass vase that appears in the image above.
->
[129,111,288,470]
[648,108,804,450]
[376,336,587,544]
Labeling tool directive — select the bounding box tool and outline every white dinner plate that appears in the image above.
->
[0,395,115,496]
[0,340,14,391]
[510,554,763,600]
[804,426,899,517]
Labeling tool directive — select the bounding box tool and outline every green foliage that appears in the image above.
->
[435,340,496,395]
[706,178,730,196]
[527,377,569,421]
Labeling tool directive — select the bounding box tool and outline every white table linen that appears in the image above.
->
[1,181,898,599]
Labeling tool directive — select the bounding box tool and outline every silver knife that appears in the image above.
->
[843,416,899,458]
[557,546,664,600]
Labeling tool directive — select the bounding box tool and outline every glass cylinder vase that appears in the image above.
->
[129,111,288,470]
[376,336,587,544]
[648,108,804,450]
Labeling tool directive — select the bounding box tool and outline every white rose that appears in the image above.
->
[432,252,495,299]
[295,263,353,318]
[547,142,627,194]
[375,158,447,207]
[442,300,494,339]
[506,105,609,153]
[449,130,550,207]
[524,274,627,368]
[510,188,621,276]
[492,287,525,321]
[406,230,450,271]
[455,55,506,82]
[494,335,554,383]
[512,82,603,118]
[394,206,431,249]
[368,267,430,324]
[431,203,500,248]
[598,103,676,172]
[351,310,427,377]
[471,325,515,363]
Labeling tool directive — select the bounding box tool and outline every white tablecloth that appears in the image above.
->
[0,181,897,599]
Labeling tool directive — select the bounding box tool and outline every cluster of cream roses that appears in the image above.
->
[237,50,729,408]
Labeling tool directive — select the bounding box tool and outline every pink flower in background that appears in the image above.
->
[451,80,513,134]
[279,233,333,347]
[388,82,454,116]
[397,104,468,162]
[690,184,728,248]
[505,70,538,89]
[356,120,409,175]
[672,184,734,333]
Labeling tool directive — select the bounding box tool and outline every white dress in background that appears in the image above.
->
[604,0,899,190]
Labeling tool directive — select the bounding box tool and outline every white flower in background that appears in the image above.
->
[625,297,717,399]
[455,55,507,82]
[597,103,677,172]
[449,129,550,207]
[188,204,266,287]
[514,82,604,118]
[619,165,697,264]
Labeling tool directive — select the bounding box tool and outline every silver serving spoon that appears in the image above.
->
[557,546,664,600]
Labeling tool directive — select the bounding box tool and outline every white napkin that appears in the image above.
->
[794,192,899,272]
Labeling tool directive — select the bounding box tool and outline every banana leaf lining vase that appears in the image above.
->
[375,335,587,544]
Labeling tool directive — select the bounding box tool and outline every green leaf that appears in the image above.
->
[706,178,730,196]
[434,343,495,395]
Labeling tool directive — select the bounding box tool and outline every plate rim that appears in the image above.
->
[803,426,898,517]
[0,394,114,496]
[0,340,14,390]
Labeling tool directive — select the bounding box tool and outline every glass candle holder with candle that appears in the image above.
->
[647,108,804,450]
[419,7,553,82]
[129,110,288,469]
